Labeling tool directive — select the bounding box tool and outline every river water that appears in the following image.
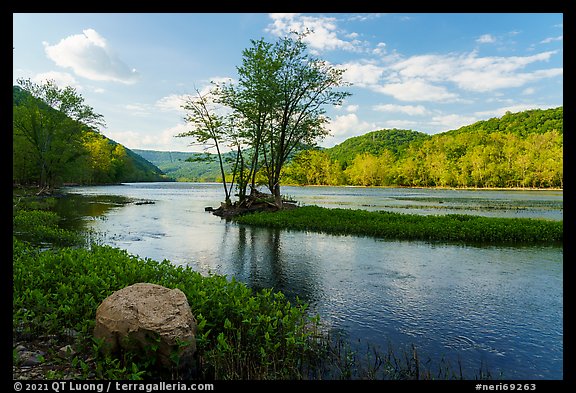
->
[61,182,563,380]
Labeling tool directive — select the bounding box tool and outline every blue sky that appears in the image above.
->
[13,13,563,152]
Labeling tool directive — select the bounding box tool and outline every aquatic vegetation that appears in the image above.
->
[13,209,84,247]
[14,233,493,380]
[234,205,563,244]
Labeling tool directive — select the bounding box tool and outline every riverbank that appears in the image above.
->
[276,183,563,192]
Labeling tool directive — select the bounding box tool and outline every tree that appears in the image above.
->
[177,88,236,206]
[216,38,278,200]
[13,79,105,190]
[260,33,351,207]
[201,32,351,208]
[282,149,343,185]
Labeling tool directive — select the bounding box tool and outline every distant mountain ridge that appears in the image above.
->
[132,150,231,182]
[136,106,562,183]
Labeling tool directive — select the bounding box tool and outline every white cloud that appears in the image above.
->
[266,13,362,52]
[373,79,458,102]
[384,50,562,94]
[452,67,563,92]
[123,103,152,117]
[429,114,479,131]
[372,104,430,116]
[474,104,558,118]
[476,34,496,44]
[105,123,207,152]
[340,62,385,86]
[342,50,560,102]
[345,105,359,113]
[522,87,535,95]
[43,28,139,84]
[155,94,192,113]
[372,42,387,55]
[31,71,81,89]
[324,113,377,146]
[540,35,563,44]
[382,119,421,129]
[347,14,385,22]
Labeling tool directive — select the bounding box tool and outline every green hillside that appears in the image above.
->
[444,107,563,137]
[13,85,166,187]
[132,150,233,182]
[134,107,563,188]
[283,107,563,188]
[325,129,430,168]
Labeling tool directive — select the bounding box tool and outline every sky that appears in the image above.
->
[12,13,563,153]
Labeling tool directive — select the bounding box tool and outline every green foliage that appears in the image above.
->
[281,149,344,186]
[234,206,562,245]
[13,84,166,187]
[12,79,104,188]
[281,107,563,189]
[13,238,324,379]
[13,210,84,247]
[326,129,430,169]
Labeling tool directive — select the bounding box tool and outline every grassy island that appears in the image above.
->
[233,205,563,245]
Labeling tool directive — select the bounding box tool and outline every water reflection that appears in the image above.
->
[58,183,563,379]
[221,224,322,305]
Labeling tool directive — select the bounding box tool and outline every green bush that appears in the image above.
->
[13,238,323,379]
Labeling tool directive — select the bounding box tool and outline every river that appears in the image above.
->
[60,182,563,380]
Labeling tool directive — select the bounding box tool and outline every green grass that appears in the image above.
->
[234,205,563,244]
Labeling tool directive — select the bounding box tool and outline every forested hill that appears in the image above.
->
[134,106,563,188]
[325,107,563,170]
[13,86,166,187]
[325,129,430,168]
[282,106,563,188]
[443,107,563,137]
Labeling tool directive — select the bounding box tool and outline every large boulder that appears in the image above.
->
[94,283,197,370]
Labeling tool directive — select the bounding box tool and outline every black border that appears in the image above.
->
[8,4,572,391]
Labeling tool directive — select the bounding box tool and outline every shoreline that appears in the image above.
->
[148,181,563,192]
[19,182,562,193]
[279,183,563,192]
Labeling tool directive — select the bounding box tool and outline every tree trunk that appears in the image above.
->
[273,183,282,209]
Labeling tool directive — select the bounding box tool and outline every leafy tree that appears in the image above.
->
[282,149,343,185]
[189,33,351,208]
[177,88,236,206]
[248,33,351,207]
[13,79,105,190]
[216,38,278,200]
